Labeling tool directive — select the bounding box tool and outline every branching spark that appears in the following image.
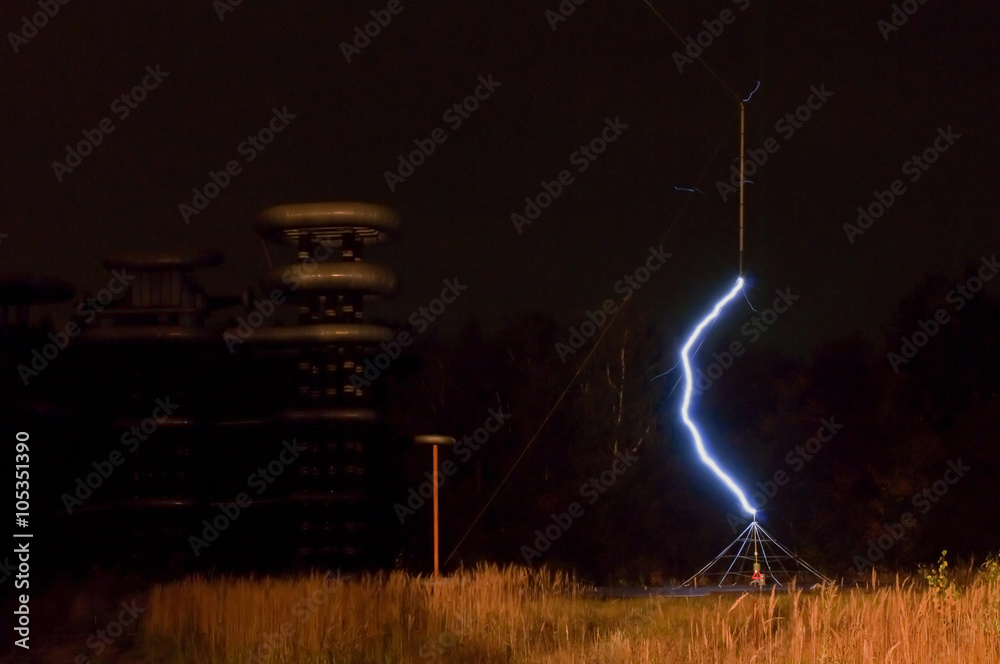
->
[680,277,756,515]
[743,81,761,102]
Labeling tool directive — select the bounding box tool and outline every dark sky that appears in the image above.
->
[2,0,997,355]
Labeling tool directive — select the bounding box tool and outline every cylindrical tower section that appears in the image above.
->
[235,202,400,567]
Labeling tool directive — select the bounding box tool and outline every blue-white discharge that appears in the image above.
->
[679,277,757,515]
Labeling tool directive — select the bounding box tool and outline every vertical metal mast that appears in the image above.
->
[739,101,746,276]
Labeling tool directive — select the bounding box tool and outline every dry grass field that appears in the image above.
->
[133,559,1000,664]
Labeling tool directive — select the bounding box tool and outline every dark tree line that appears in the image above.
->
[387,265,1000,583]
[2,263,996,585]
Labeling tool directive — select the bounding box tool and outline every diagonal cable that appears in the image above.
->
[639,0,741,102]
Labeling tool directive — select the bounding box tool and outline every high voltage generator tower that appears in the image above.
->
[1,201,408,573]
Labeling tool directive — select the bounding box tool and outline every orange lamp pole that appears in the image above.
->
[414,435,455,577]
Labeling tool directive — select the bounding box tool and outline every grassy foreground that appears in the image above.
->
[139,563,1000,664]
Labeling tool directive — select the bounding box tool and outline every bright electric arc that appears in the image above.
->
[680,277,756,515]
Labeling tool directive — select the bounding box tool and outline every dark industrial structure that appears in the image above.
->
[0,202,407,577]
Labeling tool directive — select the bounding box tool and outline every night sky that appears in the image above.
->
[2,0,997,355]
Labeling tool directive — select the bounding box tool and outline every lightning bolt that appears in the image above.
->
[679,276,756,515]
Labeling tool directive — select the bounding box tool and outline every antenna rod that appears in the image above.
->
[739,101,745,276]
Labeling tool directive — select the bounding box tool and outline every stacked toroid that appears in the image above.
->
[234,202,400,565]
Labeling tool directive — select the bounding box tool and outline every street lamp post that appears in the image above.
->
[414,435,455,577]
